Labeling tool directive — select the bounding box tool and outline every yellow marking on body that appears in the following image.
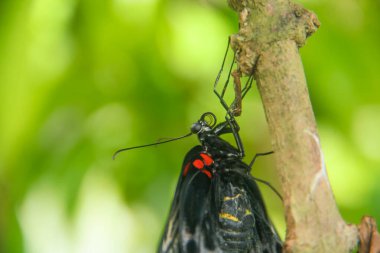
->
[223,193,242,201]
[219,212,240,222]
[245,209,252,215]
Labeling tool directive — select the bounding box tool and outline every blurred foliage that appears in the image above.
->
[0,0,379,252]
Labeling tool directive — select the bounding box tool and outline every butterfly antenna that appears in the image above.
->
[113,132,193,160]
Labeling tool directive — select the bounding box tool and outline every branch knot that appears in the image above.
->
[228,0,320,76]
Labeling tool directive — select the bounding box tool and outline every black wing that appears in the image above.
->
[158,147,282,253]
[158,146,219,253]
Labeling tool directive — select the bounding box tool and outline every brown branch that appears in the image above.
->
[226,0,379,252]
[359,216,380,253]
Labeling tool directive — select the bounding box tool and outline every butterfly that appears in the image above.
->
[158,112,282,253]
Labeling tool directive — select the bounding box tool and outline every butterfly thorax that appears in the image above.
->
[198,133,240,161]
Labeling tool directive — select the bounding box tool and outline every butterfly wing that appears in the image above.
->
[158,147,282,253]
[158,146,219,253]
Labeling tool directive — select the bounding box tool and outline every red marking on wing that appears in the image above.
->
[183,162,191,176]
[200,153,213,166]
[192,159,204,169]
[202,170,212,178]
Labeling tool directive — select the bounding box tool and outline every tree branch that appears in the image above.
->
[226,0,378,252]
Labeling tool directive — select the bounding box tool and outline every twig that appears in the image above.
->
[225,0,378,252]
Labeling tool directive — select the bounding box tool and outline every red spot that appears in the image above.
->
[192,159,204,169]
[202,170,212,178]
[183,162,191,176]
[200,153,213,166]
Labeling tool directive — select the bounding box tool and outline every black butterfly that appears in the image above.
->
[114,40,282,253]
[157,112,282,253]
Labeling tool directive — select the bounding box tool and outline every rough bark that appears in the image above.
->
[226,0,378,252]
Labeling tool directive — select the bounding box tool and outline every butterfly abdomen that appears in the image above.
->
[216,182,258,252]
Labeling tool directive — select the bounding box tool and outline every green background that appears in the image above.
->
[0,0,379,252]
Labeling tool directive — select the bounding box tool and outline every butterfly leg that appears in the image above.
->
[248,151,274,168]
[213,38,235,113]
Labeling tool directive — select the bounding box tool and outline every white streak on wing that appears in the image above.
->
[161,217,175,251]
[161,202,181,252]
[181,229,192,247]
